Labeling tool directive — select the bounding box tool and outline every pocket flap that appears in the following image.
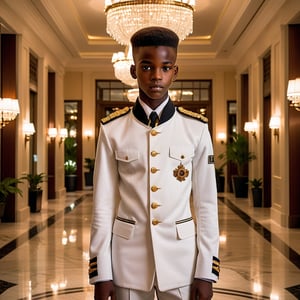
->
[169,146,194,161]
[115,150,139,162]
[113,217,135,240]
[176,219,195,239]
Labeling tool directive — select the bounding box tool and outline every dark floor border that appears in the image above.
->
[0,194,87,260]
[218,196,300,270]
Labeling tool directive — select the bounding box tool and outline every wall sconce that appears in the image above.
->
[59,128,68,145]
[269,116,280,140]
[84,129,93,140]
[216,132,226,144]
[23,122,35,142]
[48,127,57,140]
[0,97,20,129]
[69,129,77,138]
[244,121,258,139]
[287,78,300,111]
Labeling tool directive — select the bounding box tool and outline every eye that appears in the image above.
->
[162,66,172,72]
[141,65,152,71]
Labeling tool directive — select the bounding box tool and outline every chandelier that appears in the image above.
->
[112,46,137,87]
[105,0,195,45]
[0,98,20,128]
[287,78,300,111]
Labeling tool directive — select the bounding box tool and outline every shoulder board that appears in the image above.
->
[101,107,130,124]
[177,107,208,123]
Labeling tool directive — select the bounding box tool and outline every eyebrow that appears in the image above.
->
[139,59,174,65]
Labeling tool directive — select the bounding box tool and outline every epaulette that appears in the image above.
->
[177,106,208,123]
[101,107,130,124]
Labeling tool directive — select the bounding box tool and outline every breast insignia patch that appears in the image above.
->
[101,107,130,124]
[177,107,208,123]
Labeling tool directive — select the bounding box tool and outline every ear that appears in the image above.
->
[172,65,178,81]
[130,65,137,79]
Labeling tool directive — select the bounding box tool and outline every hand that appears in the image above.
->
[190,279,213,300]
[94,280,116,300]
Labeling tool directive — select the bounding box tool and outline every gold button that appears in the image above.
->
[125,156,128,160]
[151,202,161,209]
[151,185,160,192]
[151,151,159,157]
[151,130,159,136]
[151,167,159,173]
[152,219,161,225]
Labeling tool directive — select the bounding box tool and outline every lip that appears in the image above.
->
[149,85,163,91]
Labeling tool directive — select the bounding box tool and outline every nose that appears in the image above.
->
[151,68,162,81]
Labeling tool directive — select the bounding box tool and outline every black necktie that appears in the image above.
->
[149,111,159,128]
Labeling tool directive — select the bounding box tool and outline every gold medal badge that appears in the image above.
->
[173,163,189,182]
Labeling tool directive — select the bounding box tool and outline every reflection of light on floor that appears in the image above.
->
[61,229,77,245]
[82,251,90,261]
[270,293,280,300]
[253,281,262,293]
[219,234,227,244]
[28,281,32,300]
[51,280,68,294]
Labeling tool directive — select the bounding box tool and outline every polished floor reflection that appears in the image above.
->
[0,191,299,299]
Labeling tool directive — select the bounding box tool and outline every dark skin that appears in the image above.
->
[130,45,178,110]
[94,45,213,300]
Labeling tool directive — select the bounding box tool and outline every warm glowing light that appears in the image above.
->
[0,98,20,128]
[105,0,195,45]
[48,128,57,138]
[217,132,226,144]
[287,78,300,111]
[112,46,136,86]
[84,129,93,140]
[268,116,280,129]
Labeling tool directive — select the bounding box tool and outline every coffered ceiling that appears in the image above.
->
[1,0,298,73]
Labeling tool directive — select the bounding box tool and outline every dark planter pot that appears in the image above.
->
[84,172,93,187]
[0,202,5,220]
[232,176,248,198]
[29,190,43,213]
[216,175,225,193]
[252,188,262,207]
[65,175,77,192]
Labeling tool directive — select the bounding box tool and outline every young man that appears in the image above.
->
[89,27,220,300]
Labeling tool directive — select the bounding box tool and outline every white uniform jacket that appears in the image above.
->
[89,100,220,292]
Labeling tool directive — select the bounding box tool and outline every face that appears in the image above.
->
[130,46,178,109]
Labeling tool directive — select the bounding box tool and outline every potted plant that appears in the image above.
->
[249,178,263,207]
[218,133,256,198]
[22,173,46,212]
[84,158,95,187]
[65,160,77,192]
[215,167,225,193]
[0,177,23,220]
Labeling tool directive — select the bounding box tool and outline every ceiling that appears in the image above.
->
[1,0,298,73]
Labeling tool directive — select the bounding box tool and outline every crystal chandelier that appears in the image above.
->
[287,78,300,111]
[112,46,137,87]
[0,98,20,128]
[105,0,195,46]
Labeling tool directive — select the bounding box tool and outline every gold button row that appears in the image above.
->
[151,185,160,192]
[151,202,161,209]
[151,167,159,173]
[152,219,161,226]
[151,150,159,157]
[150,129,160,136]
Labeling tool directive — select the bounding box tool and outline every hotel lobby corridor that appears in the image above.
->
[0,191,299,300]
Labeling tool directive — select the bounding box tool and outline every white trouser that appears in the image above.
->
[115,284,191,300]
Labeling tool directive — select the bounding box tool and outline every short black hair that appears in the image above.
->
[130,27,179,50]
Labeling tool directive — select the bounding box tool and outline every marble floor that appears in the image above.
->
[0,191,299,300]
